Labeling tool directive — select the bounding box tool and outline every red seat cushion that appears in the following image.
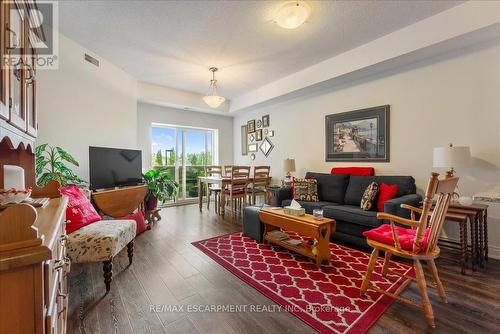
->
[363,224,430,252]
[120,210,148,235]
[377,183,399,212]
[224,189,245,195]
[59,185,101,234]
[331,167,374,176]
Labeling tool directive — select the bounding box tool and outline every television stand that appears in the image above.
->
[91,184,148,218]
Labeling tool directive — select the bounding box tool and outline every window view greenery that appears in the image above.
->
[151,126,215,200]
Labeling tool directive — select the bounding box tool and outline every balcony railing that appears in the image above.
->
[153,165,206,200]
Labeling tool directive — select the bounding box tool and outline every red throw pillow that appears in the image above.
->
[59,185,101,234]
[331,167,374,176]
[120,211,148,235]
[377,183,399,212]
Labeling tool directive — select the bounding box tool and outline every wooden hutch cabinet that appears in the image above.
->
[0,1,68,334]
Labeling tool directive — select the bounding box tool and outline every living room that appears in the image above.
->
[0,1,499,334]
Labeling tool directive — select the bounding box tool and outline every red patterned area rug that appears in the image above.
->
[192,232,414,334]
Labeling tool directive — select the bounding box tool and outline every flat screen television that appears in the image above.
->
[89,146,143,190]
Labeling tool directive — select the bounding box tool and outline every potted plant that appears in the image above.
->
[143,169,179,210]
[35,144,86,187]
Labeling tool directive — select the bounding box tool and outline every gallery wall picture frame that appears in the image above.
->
[256,119,262,128]
[250,153,256,160]
[256,129,263,141]
[247,120,256,133]
[262,115,270,127]
[325,105,390,162]
[248,143,258,152]
[268,130,274,137]
[241,125,248,156]
[249,134,255,142]
[260,137,274,157]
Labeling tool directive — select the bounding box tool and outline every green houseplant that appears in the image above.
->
[143,169,179,209]
[35,144,86,187]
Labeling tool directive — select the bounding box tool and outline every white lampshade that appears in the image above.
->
[433,145,470,168]
[275,1,311,29]
[283,158,296,173]
[202,95,225,108]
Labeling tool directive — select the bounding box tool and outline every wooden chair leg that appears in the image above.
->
[360,248,379,296]
[127,241,134,265]
[382,251,392,277]
[103,260,113,293]
[215,193,218,214]
[207,191,210,210]
[414,259,435,328]
[428,259,447,303]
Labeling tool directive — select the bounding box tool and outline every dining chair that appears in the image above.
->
[360,172,459,328]
[248,166,270,205]
[225,166,250,218]
[223,165,233,177]
[205,165,222,214]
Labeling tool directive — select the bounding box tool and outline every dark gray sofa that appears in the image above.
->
[277,172,422,248]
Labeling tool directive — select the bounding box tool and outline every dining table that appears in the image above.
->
[198,175,271,218]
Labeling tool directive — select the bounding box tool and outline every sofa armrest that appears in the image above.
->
[383,194,422,218]
[276,186,293,206]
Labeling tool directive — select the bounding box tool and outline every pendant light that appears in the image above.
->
[202,67,225,108]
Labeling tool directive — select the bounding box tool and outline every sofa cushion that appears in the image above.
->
[304,172,350,204]
[344,176,416,206]
[281,199,335,214]
[331,167,374,176]
[377,183,399,212]
[360,182,379,211]
[292,177,319,202]
[323,205,380,228]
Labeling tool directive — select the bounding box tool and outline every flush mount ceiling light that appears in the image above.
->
[274,1,311,29]
[202,67,225,109]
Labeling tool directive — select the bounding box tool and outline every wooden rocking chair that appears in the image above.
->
[360,172,459,328]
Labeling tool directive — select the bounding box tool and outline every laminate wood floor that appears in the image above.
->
[67,204,500,334]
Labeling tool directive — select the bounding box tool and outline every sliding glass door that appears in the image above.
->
[151,124,217,203]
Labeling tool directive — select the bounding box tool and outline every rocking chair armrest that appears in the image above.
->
[376,212,421,227]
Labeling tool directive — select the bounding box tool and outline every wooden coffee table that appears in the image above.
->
[259,208,336,267]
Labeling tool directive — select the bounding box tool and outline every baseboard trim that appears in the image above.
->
[439,236,500,260]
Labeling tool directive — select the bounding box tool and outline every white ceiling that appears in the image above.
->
[58,0,462,99]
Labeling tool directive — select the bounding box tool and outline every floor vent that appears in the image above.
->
[84,53,100,67]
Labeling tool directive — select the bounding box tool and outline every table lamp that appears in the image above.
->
[433,144,470,177]
[283,158,296,185]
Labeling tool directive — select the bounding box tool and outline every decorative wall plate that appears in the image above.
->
[259,137,274,157]
[250,153,256,160]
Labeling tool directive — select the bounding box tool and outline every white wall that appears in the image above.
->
[137,102,233,169]
[233,41,500,258]
[36,33,138,181]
